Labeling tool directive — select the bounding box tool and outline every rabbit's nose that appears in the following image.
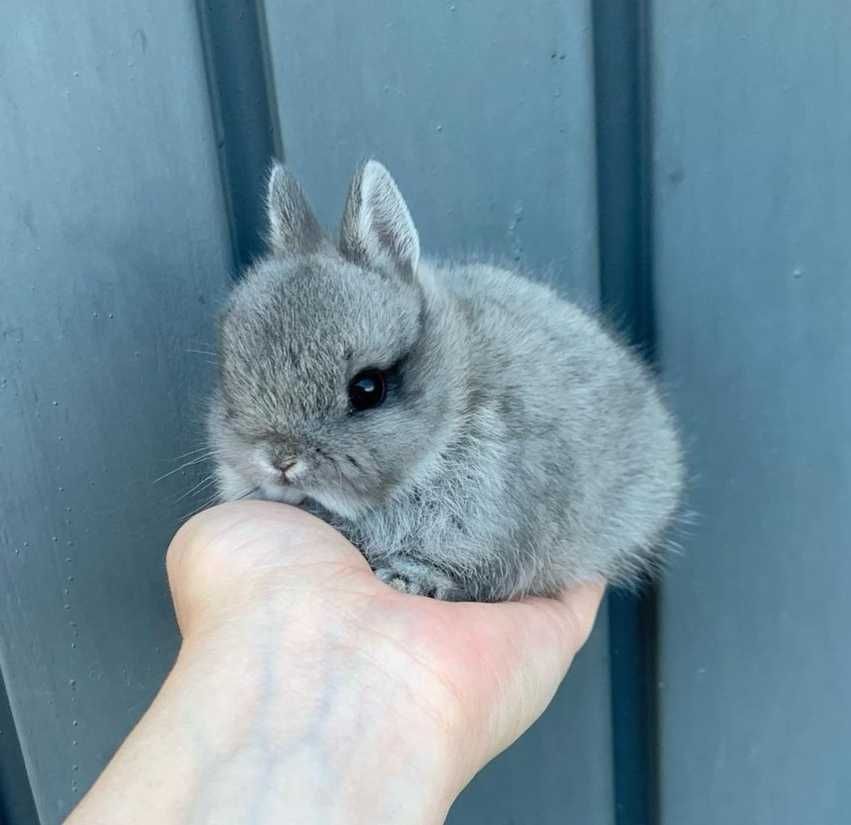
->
[275,458,304,484]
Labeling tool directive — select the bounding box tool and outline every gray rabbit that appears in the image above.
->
[208,160,683,601]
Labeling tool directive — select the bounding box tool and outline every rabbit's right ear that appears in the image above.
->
[339,160,420,282]
[266,162,324,256]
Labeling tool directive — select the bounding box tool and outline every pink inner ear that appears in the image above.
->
[340,160,420,282]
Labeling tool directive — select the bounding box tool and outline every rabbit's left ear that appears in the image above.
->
[266,162,324,256]
[339,160,420,282]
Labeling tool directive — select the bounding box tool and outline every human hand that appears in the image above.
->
[67,501,603,825]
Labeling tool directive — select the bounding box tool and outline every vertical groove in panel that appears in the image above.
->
[195,0,283,271]
[593,0,655,348]
[592,2,659,824]
[254,0,284,161]
[0,672,38,825]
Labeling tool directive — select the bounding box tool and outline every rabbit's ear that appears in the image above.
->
[266,162,324,256]
[339,160,420,282]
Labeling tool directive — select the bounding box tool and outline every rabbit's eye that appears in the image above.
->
[348,368,387,412]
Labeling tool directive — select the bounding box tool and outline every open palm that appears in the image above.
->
[168,501,604,783]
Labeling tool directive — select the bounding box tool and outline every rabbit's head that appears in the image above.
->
[209,161,462,519]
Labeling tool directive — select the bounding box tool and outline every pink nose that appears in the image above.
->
[276,459,299,483]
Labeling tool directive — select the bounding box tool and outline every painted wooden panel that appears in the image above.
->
[262,3,614,823]
[0,2,232,821]
[652,2,851,823]
[264,0,601,299]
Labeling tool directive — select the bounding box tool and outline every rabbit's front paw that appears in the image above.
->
[374,558,466,601]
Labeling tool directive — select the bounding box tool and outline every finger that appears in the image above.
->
[550,578,607,651]
[501,579,606,666]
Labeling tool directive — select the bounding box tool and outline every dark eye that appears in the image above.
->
[348,368,387,412]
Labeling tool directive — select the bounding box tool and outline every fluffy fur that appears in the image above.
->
[208,160,684,601]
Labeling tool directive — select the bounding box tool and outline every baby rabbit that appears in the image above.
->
[208,160,683,601]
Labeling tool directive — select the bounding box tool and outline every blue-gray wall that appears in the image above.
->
[653,2,851,823]
[1,2,848,824]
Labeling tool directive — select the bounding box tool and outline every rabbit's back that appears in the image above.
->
[349,260,684,599]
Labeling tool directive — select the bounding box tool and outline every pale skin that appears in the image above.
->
[65,501,604,825]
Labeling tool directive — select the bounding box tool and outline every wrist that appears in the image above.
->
[174,611,465,825]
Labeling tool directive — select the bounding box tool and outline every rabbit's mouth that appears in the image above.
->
[254,479,367,523]
[258,481,306,507]
[253,454,308,506]
[217,439,377,522]
[248,460,358,520]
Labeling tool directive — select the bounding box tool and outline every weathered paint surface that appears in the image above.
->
[653,2,851,823]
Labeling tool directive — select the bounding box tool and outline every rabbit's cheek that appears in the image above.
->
[214,461,254,501]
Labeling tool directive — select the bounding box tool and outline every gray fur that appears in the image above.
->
[266,164,324,256]
[208,160,684,601]
[339,160,420,282]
